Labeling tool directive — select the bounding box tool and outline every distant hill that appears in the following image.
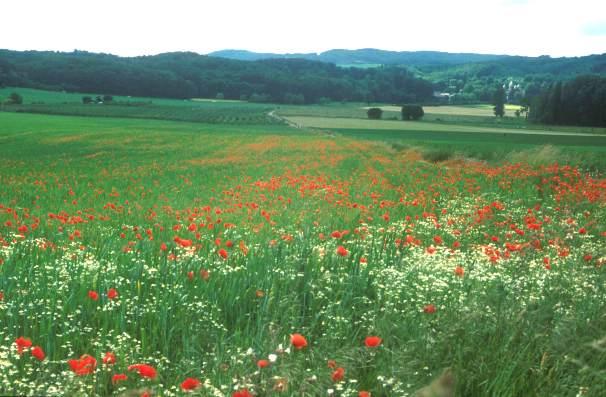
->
[208,48,509,67]
[0,50,434,104]
[208,48,606,104]
[207,50,318,62]
[2,48,604,105]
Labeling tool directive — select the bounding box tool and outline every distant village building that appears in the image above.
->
[433,92,452,103]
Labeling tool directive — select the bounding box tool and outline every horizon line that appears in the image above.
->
[2,47,605,59]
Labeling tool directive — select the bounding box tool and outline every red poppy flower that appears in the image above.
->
[103,352,116,365]
[423,304,437,314]
[15,337,32,354]
[128,363,157,379]
[179,238,193,248]
[327,359,337,369]
[336,246,348,257]
[218,249,228,259]
[160,242,167,251]
[88,290,99,301]
[181,377,201,391]
[359,392,371,397]
[331,231,342,239]
[290,333,308,349]
[112,373,128,384]
[331,367,345,382]
[68,354,97,376]
[107,288,118,300]
[364,336,382,348]
[233,389,253,397]
[257,359,270,368]
[454,266,465,277]
[31,346,45,361]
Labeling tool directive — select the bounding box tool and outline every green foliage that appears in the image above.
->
[425,54,606,104]
[0,49,435,104]
[367,107,383,119]
[530,76,606,127]
[401,104,425,120]
[5,92,23,104]
[249,93,271,103]
[493,86,506,117]
[283,93,305,105]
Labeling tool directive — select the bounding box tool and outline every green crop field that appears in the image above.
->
[1,90,605,397]
[0,87,278,125]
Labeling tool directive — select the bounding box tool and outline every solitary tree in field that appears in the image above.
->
[6,92,23,105]
[401,104,424,120]
[367,107,383,119]
[493,86,506,117]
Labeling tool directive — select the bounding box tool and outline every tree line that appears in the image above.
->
[0,50,434,104]
[529,75,606,127]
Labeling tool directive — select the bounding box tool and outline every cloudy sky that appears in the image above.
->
[4,0,605,57]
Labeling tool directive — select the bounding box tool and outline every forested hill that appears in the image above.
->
[208,49,606,74]
[0,50,434,104]
[209,49,606,104]
[208,48,509,66]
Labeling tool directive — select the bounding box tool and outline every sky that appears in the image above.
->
[3,0,605,57]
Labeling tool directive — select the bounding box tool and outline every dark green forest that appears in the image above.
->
[0,50,434,104]
[424,54,606,104]
[209,49,606,105]
[529,75,606,127]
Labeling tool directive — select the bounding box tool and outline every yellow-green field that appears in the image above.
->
[283,115,606,136]
[364,104,522,117]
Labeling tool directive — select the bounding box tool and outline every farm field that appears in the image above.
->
[282,115,606,137]
[0,96,606,397]
[0,88,277,125]
[366,105,522,117]
[277,103,606,135]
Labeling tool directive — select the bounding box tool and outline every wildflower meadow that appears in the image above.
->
[0,111,605,396]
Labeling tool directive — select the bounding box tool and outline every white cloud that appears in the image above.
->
[2,0,605,56]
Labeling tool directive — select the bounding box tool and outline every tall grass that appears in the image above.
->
[0,112,605,396]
